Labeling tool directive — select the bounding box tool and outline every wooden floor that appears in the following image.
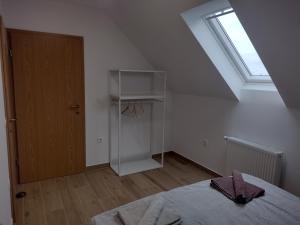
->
[15,154,216,225]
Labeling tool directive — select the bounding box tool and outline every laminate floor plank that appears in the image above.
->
[56,178,84,225]
[122,173,163,199]
[23,182,47,225]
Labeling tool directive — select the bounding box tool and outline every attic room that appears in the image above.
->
[0,0,300,225]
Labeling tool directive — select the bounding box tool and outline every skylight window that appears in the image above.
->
[206,9,271,82]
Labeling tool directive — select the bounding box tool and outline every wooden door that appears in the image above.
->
[9,29,86,183]
[0,17,18,223]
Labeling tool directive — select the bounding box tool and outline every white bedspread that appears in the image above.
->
[92,174,300,225]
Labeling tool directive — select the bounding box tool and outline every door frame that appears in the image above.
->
[8,28,87,183]
[0,26,87,222]
[0,17,18,224]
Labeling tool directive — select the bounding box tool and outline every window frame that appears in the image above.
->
[205,8,272,83]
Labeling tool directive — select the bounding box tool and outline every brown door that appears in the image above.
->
[0,17,18,223]
[9,29,86,183]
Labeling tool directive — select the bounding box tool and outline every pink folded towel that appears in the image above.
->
[210,171,265,204]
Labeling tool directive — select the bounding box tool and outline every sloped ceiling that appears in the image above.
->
[229,0,300,108]
[108,0,300,107]
[13,0,299,105]
[109,0,236,99]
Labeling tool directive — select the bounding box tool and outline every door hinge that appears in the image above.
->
[9,49,13,57]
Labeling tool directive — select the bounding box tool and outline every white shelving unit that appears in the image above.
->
[111,94,165,101]
[109,69,166,176]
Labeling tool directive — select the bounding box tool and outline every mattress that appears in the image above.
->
[91,174,300,225]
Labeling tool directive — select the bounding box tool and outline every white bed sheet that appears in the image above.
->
[92,174,300,225]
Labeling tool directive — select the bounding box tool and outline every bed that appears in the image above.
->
[91,174,300,225]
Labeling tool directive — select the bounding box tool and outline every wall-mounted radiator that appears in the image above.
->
[224,136,283,186]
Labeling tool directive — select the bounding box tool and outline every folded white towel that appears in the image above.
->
[117,195,182,225]
[117,198,151,225]
[155,207,181,225]
[137,197,165,225]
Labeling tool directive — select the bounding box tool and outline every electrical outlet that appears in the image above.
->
[97,137,103,143]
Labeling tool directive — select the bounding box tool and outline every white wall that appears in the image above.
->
[0,1,13,224]
[173,91,300,196]
[0,64,12,224]
[0,72,11,225]
[2,0,155,166]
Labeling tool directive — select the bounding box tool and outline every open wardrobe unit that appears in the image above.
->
[109,69,166,176]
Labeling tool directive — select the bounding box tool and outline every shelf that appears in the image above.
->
[110,158,162,176]
[111,94,165,102]
[110,69,165,74]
